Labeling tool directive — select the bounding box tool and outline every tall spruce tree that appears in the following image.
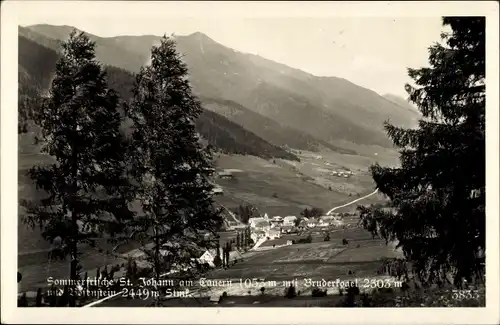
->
[358,17,485,286]
[21,31,132,305]
[124,36,223,285]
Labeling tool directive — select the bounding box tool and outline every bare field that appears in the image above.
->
[207,230,396,282]
[214,152,386,217]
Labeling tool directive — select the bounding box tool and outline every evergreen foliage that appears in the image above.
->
[20,31,134,306]
[123,35,224,282]
[358,17,485,286]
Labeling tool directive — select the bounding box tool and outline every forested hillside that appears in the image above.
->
[18,35,298,161]
[201,97,357,155]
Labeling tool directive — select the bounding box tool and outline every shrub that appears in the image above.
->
[35,288,43,307]
[18,293,28,307]
[102,265,109,279]
[361,293,372,307]
[324,234,331,241]
[347,283,360,296]
[285,285,297,298]
[311,287,327,297]
[213,255,222,268]
[342,238,349,245]
[260,287,266,295]
[298,234,313,244]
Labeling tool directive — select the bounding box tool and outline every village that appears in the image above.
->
[192,206,360,271]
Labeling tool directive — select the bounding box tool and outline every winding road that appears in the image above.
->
[326,188,379,215]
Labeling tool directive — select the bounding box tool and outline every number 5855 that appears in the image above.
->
[452,290,479,300]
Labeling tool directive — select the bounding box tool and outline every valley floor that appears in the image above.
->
[17,147,396,305]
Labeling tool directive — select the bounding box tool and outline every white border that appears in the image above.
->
[2,1,499,324]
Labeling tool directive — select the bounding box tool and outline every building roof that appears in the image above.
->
[249,217,265,224]
[255,220,270,228]
[229,250,243,261]
[283,216,297,221]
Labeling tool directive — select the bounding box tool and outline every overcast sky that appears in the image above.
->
[16,2,450,98]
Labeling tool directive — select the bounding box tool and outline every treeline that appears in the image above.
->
[201,97,356,154]
[196,109,299,161]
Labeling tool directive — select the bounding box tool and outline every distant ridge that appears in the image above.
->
[18,34,299,161]
[22,24,421,151]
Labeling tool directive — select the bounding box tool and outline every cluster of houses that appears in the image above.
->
[332,170,354,178]
[246,213,344,241]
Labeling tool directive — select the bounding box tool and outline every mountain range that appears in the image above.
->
[18,24,421,160]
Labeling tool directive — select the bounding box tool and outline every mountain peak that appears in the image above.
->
[186,31,216,43]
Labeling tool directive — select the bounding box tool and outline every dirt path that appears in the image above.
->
[326,188,379,215]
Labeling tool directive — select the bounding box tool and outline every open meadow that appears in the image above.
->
[95,226,404,307]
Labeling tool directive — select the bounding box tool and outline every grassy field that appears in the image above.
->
[17,140,392,298]
[199,227,401,287]
[214,152,387,218]
[93,227,403,307]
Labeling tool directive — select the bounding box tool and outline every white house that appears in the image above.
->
[283,216,297,226]
[251,230,266,243]
[266,228,281,240]
[318,216,331,227]
[254,220,270,232]
[218,171,234,179]
[306,219,317,228]
[197,249,216,268]
[210,186,224,195]
[248,217,265,228]
[229,250,244,263]
[281,225,295,234]
[331,219,344,228]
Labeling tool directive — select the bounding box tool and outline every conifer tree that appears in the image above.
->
[124,35,223,284]
[358,17,485,286]
[246,227,252,247]
[225,241,231,266]
[214,241,222,268]
[241,230,246,250]
[236,232,241,249]
[20,31,132,305]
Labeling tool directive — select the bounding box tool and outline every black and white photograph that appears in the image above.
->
[1,1,499,324]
